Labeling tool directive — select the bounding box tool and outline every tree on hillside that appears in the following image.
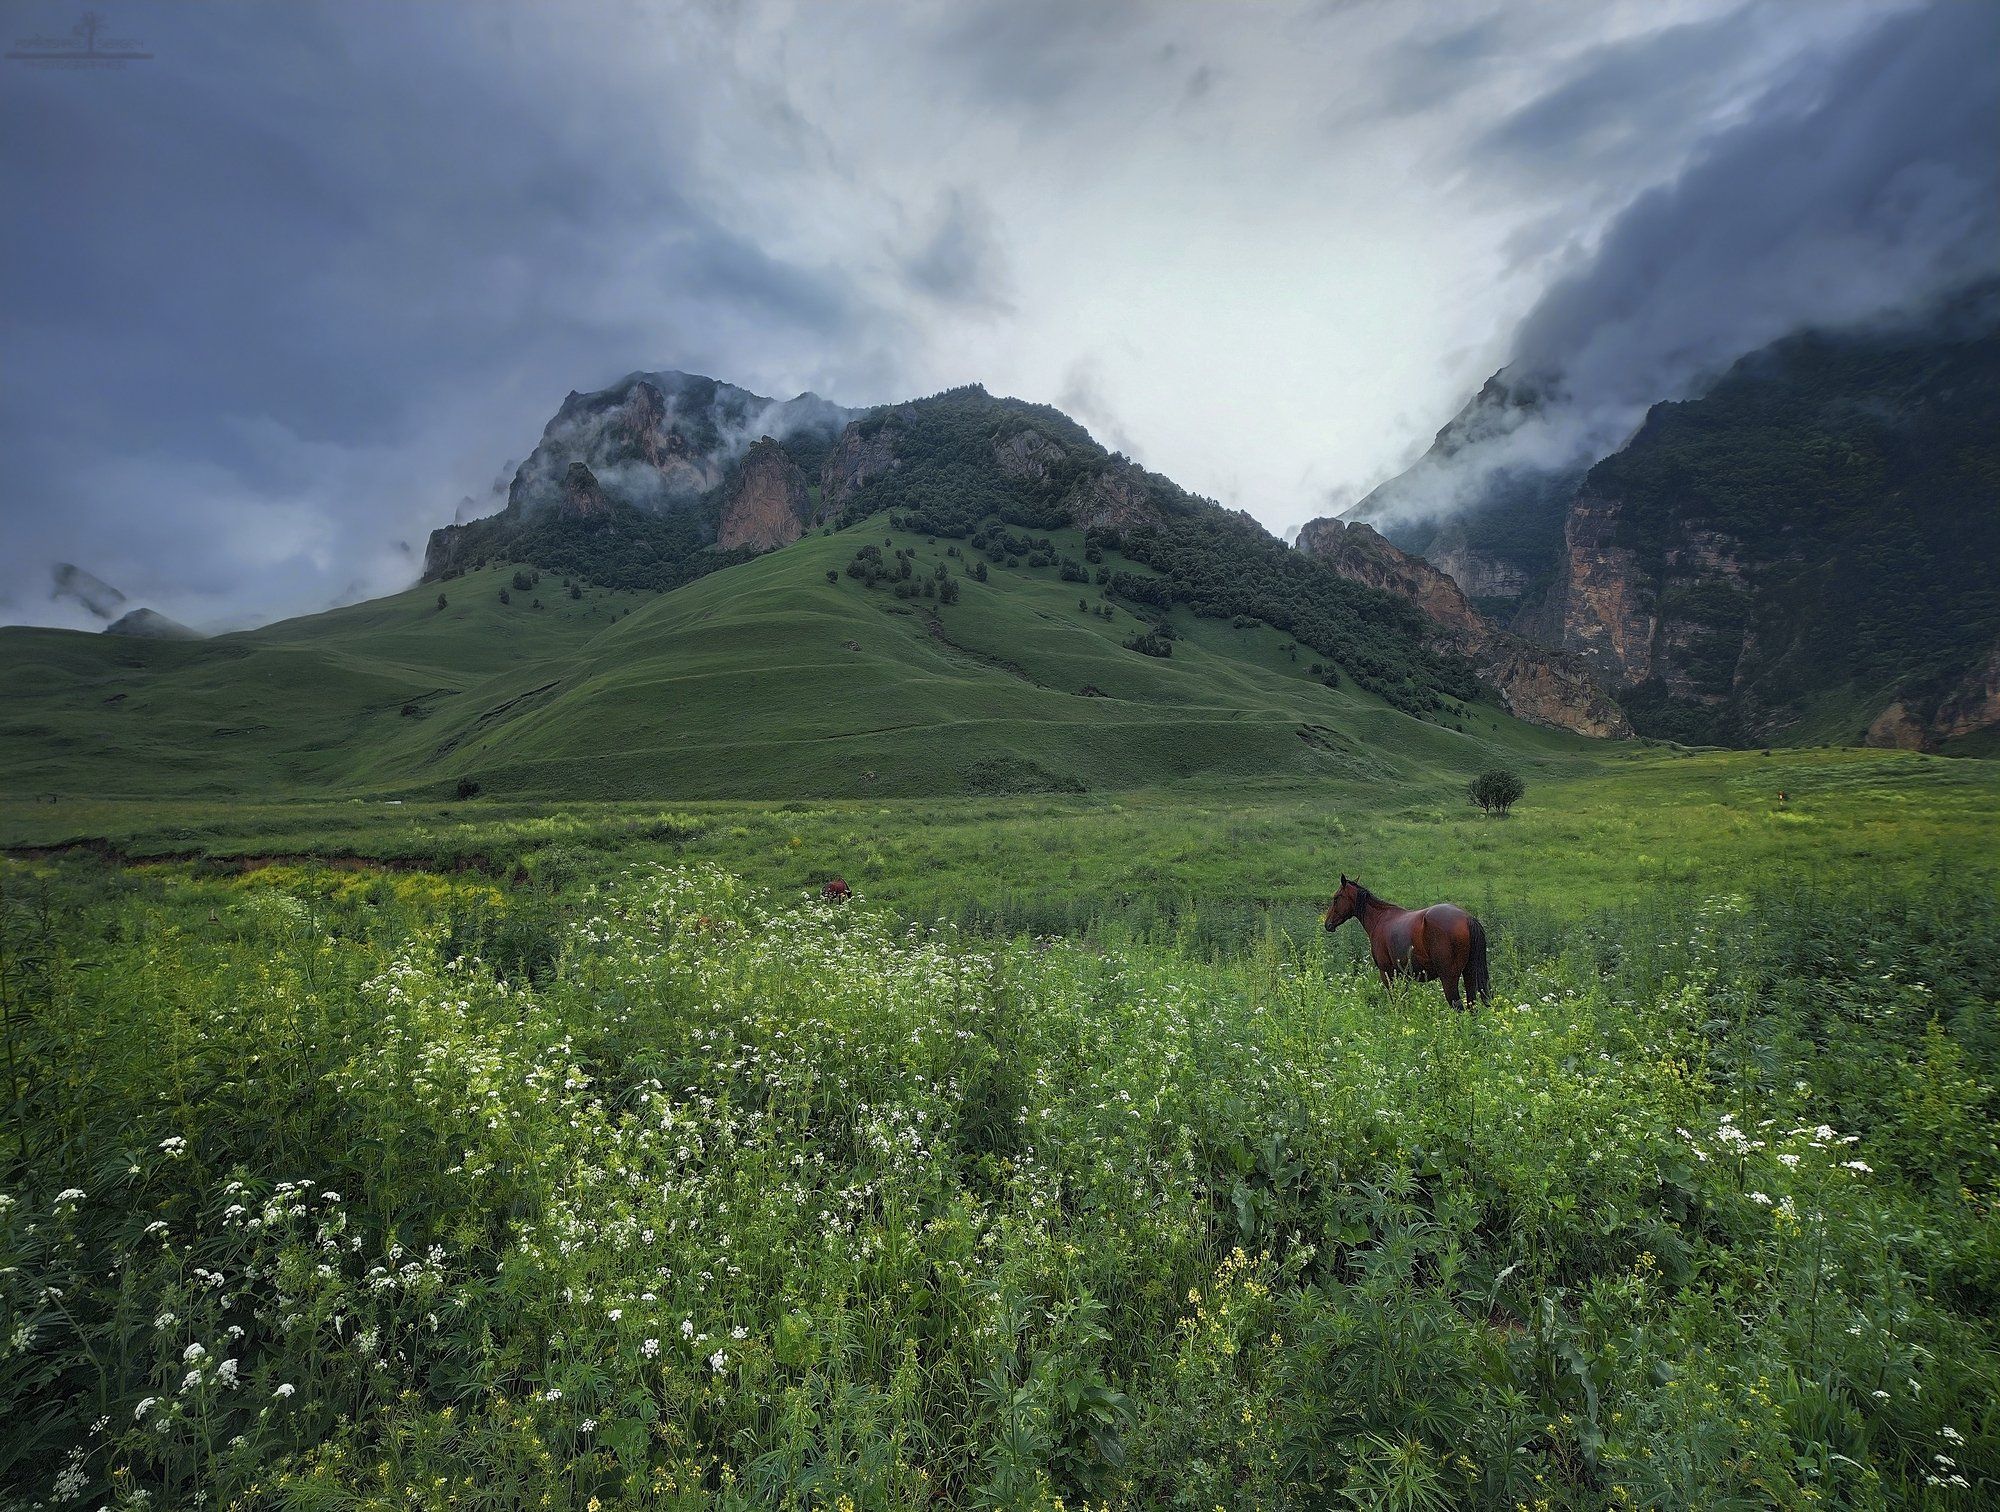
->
[1468,768,1526,816]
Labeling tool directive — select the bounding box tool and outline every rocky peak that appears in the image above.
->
[559,462,612,520]
[717,438,813,551]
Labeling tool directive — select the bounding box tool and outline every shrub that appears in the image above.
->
[1468,768,1526,815]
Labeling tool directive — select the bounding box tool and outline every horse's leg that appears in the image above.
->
[1442,972,1462,1012]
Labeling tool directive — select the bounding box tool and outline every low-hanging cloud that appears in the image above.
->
[1357,0,2000,528]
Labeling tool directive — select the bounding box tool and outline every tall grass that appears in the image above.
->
[2,857,1994,1508]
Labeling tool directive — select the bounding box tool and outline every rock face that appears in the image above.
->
[1865,702,1931,751]
[1074,466,1162,533]
[1932,640,2000,740]
[559,461,612,520]
[992,427,1065,483]
[819,418,902,516]
[1299,518,1630,738]
[1867,639,2000,751]
[717,438,813,551]
[1425,521,1530,603]
[1523,492,1661,686]
[1466,640,1630,739]
[1299,520,1485,638]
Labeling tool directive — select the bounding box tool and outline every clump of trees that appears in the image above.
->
[1467,768,1526,816]
[842,546,960,603]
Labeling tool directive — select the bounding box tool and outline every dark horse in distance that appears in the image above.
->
[1324,875,1491,1011]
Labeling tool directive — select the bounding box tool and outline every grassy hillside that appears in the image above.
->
[0,518,1589,803]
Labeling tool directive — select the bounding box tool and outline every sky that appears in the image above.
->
[2,0,1992,631]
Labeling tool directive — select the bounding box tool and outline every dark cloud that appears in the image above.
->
[1056,358,1141,458]
[1181,63,1219,108]
[1,1,1988,627]
[1512,2,1998,392]
[902,190,1014,312]
[1359,0,2000,526]
[1473,7,1803,186]
[0,1,893,629]
[933,0,1149,111]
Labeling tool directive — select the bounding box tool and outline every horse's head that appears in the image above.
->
[1324,874,1361,931]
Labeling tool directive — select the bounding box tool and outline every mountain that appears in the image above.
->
[104,607,201,640]
[1296,519,1629,738]
[422,375,1548,725]
[1339,373,1584,620]
[1524,309,2000,747]
[0,526,1593,803]
[1314,294,2000,749]
[0,372,1644,805]
[421,370,860,584]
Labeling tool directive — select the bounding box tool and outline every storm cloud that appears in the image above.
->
[0,0,1983,629]
[1357,0,2000,525]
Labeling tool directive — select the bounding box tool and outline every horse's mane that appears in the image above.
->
[1349,879,1399,913]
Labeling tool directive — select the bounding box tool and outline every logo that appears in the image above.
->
[8,11,152,69]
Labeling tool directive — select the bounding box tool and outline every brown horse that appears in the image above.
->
[1323,874,1491,1011]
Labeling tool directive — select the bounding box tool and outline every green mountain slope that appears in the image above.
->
[0,518,1590,802]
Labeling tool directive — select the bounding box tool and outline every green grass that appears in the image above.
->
[5,520,1996,1506]
[6,746,1992,942]
[0,518,1587,804]
[3,847,1995,1507]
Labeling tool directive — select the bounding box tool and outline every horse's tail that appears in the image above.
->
[1466,917,1491,1005]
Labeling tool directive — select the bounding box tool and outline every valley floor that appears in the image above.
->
[2,746,1995,1507]
[3,745,1993,935]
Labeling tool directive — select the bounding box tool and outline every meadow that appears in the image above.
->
[3,748,1997,1508]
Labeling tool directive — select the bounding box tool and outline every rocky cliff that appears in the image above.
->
[423,371,860,582]
[1298,518,1630,737]
[1328,292,2000,748]
[819,416,902,516]
[717,438,814,551]
[1521,308,2000,745]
